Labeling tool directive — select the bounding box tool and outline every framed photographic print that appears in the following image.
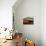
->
[23,17,34,25]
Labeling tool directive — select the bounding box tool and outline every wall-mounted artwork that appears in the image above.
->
[23,17,34,25]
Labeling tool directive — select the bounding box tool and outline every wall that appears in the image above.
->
[41,0,46,46]
[13,0,41,46]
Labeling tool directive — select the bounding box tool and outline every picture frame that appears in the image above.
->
[23,17,34,25]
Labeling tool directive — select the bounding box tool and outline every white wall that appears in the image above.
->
[0,0,16,30]
[13,0,41,46]
[41,0,46,46]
